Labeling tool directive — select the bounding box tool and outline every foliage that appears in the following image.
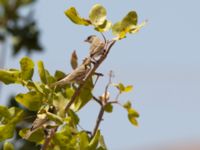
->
[0,3,144,150]
[0,0,42,55]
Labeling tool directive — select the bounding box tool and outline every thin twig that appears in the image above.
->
[64,40,116,112]
[92,106,104,138]
[92,95,102,106]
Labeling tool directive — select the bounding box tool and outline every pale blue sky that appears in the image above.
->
[1,0,200,149]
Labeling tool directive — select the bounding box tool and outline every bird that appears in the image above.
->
[49,64,90,88]
[84,35,106,59]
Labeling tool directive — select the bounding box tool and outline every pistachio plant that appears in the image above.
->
[0,4,145,150]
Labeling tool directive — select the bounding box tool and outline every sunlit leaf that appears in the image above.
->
[124,85,133,92]
[88,130,100,150]
[20,56,34,81]
[38,61,47,84]
[65,7,91,26]
[95,20,112,32]
[123,101,139,126]
[0,105,11,118]
[46,112,63,125]
[89,4,107,26]
[0,124,15,142]
[97,135,107,150]
[19,128,45,143]
[79,131,89,150]
[123,101,131,110]
[113,83,125,93]
[3,142,14,150]
[8,107,25,124]
[15,91,43,111]
[0,69,20,84]
[112,11,145,39]
[74,78,93,111]
[67,109,79,125]
[128,109,139,126]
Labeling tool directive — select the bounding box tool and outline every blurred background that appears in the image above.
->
[0,0,200,149]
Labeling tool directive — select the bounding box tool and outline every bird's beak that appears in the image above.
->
[84,39,88,42]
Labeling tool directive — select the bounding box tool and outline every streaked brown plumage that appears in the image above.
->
[85,35,105,58]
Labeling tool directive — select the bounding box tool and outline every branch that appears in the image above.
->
[41,127,58,150]
[64,40,116,112]
[92,106,104,138]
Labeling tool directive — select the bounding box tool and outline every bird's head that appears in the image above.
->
[84,35,97,43]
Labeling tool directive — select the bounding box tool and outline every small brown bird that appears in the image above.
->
[50,64,90,87]
[85,35,106,58]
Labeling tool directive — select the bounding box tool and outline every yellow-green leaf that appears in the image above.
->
[65,7,91,26]
[3,142,14,150]
[74,78,93,111]
[19,128,45,144]
[46,112,63,125]
[124,85,133,92]
[128,108,139,126]
[0,105,11,118]
[89,4,107,26]
[20,56,34,81]
[121,11,138,27]
[88,130,100,150]
[0,124,15,142]
[38,61,47,84]
[0,69,20,84]
[15,91,43,111]
[95,20,112,32]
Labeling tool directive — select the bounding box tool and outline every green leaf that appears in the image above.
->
[8,107,25,124]
[15,91,43,111]
[46,112,63,125]
[123,101,131,110]
[0,124,15,142]
[89,4,107,26]
[121,11,138,27]
[104,103,113,113]
[123,101,139,126]
[114,83,125,93]
[128,109,139,126]
[88,130,100,150]
[0,69,20,84]
[65,7,91,26]
[38,61,47,84]
[19,128,45,143]
[97,135,107,150]
[112,11,145,39]
[67,109,79,125]
[0,105,11,118]
[20,56,34,81]
[79,132,89,150]
[3,142,14,150]
[54,70,66,81]
[74,78,93,111]
[95,20,112,32]
[124,85,133,92]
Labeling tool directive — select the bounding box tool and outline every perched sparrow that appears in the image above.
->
[50,64,90,87]
[85,35,105,58]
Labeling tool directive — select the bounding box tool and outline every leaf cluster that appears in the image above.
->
[65,4,146,40]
